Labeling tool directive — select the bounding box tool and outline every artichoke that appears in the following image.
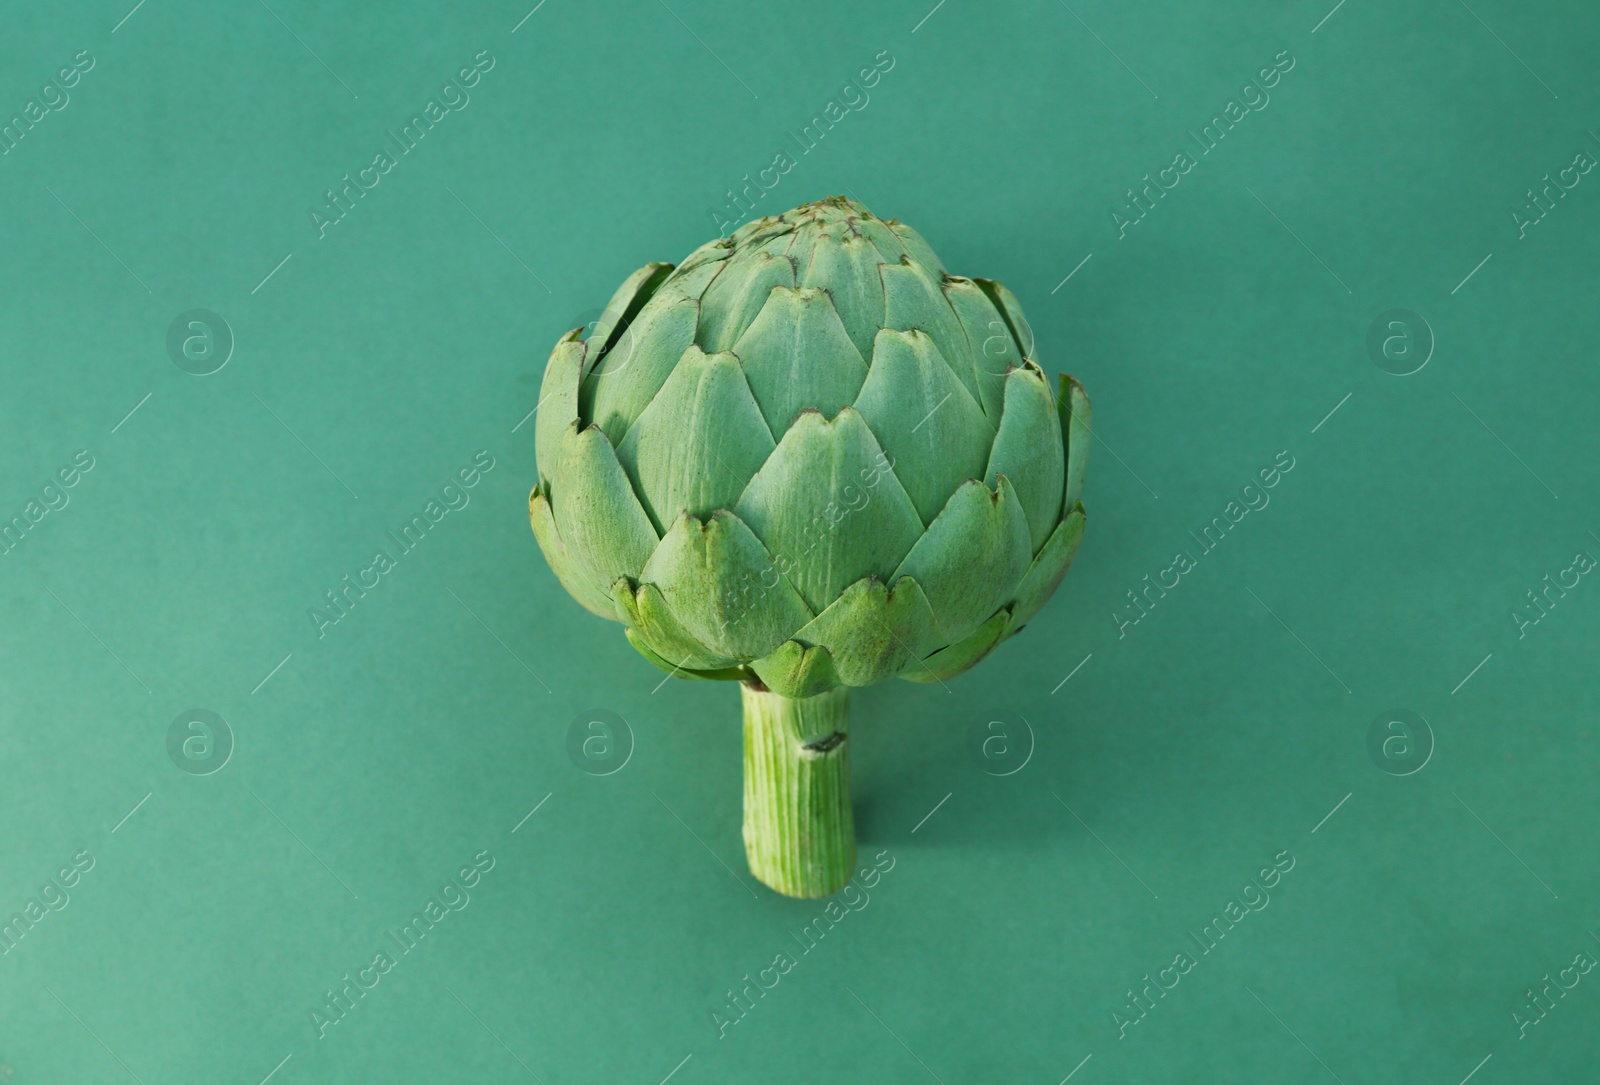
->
[531,196,1090,897]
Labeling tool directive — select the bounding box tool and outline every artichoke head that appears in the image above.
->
[530,196,1090,697]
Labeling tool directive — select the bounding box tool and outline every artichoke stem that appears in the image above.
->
[741,682,854,899]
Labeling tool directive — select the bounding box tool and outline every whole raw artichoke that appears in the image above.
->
[530,195,1089,896]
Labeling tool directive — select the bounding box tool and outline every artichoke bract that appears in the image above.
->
[531,196,1090,897]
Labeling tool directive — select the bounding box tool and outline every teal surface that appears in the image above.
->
[3,2,1599,1082]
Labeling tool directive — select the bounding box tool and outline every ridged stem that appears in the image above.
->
[741,682,854,898]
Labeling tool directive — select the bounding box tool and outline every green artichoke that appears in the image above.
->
[530,196,1090,896]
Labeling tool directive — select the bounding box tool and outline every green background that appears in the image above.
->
[2,0,1598,1082]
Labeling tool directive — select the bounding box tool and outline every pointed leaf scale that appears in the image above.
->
[617,345,776,534]
[986,363,1065,555]
[749,640,842,698]
[535,331,586,487]
[732,286,868,435]
[801,232,885,361]
[880,260,980,404]
[734,407,924,614]
[892,476,1032,646]
[546,422,660,602]
[612,578,738,671]
[696,252,797,354]
[529,484,617,620]
[853,329,992,526]
[789,575,938,687]
[944,277,1018,419]
[639,510,814,661]
[583,298,701,444]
